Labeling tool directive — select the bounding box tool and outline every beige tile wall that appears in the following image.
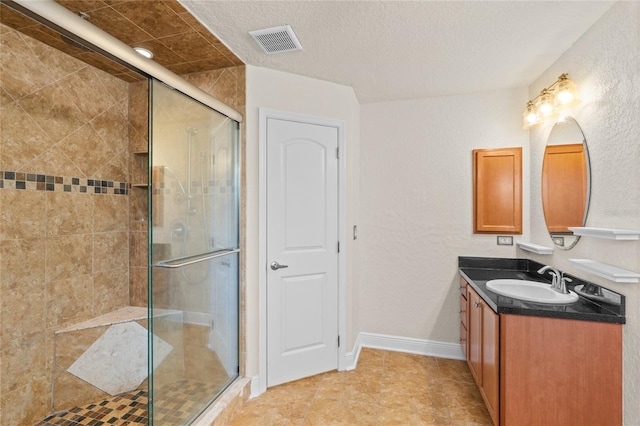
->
[128,80,150,308]
[0,19,246,424]
[0,24,131,424]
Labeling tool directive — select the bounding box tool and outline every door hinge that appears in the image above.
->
[338,335,340,347]
[336,147,340,159]
[337,241,340,253]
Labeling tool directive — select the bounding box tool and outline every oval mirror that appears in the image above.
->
[542,116,591,250]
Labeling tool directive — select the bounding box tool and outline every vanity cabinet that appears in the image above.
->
[473,147,522,234]
[466,284,499,425]
[460,276,622,426]
[500,314,622,426]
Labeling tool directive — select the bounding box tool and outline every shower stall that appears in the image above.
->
[0,1,242,424]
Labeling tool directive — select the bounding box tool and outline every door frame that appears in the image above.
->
[258,108,347,395]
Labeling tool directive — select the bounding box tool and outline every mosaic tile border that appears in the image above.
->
[152,179,236,196]
[0,171,129,195]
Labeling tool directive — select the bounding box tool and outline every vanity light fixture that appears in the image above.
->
[133,47,153,59]
[522,73,580,129]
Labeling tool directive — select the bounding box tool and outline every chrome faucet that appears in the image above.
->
[537,265,572,294]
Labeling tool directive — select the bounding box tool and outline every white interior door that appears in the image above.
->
[266,117,339,387]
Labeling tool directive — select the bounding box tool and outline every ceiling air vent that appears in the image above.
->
[249,25,302,54]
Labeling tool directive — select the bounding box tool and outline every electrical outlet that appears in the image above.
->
[497,236,513,246]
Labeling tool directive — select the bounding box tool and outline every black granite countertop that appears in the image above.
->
[458,257,625,324]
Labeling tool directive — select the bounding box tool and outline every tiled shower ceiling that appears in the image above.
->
[0,0,243,82]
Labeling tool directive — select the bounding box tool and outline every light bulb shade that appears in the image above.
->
[522,101,539,129]
[537,89,555,117]
[554,77,580,108]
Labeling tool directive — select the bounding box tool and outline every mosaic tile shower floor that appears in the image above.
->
[34,390,148,426]
[34,380,224,426]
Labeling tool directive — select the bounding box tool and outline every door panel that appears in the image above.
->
[282,273,326,352]
[266,117,339,387]
[284,141,327,250]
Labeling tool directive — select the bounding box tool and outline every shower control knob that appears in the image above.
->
[270,261,289,271]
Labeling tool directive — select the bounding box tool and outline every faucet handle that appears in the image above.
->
[557,276,572,294]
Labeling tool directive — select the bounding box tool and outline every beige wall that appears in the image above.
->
[245,65,361,377]
[524,2,640,423]
[0,24,130,424]
[358,89,529,343]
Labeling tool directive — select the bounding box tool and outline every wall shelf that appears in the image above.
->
[131,183,148,188]
[516,242,553,255]
[568,259,640,283]
[568,227,640,240]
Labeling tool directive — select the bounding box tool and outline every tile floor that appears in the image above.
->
[228,348,493,425]
[35,349,491,425]
[33,379,225,426]
[34,390,148,426]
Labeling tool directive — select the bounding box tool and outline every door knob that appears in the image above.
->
[270,261,289,271]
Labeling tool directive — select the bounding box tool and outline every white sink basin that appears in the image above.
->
[486,279,579,304]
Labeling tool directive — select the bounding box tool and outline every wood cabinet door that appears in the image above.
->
[467,287,483,384]
[500,314,622,426]
[473,147,522,234]
[460,294,468,357]
[481,300,499,425]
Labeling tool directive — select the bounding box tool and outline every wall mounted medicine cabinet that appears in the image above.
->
[473,147,522,234]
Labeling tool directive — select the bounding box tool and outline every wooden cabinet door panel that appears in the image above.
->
[460,293,468,358]
[473,147,522,234]
[467,287,483,384]
[481,301,499,425]
[460,294,468,329]
[500,314,622,426]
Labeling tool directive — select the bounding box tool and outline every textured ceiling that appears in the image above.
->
[181,0,615,103]
[0,0,243,81]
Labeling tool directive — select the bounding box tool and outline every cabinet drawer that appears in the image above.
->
[460,294,468,328]
[459,277,468,298]
[460,321,467,358]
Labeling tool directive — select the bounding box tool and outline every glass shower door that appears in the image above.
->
[148,80,240,424]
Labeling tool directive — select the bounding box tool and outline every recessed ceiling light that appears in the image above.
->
[133,47,153,59]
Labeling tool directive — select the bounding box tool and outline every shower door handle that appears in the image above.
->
[270,261,289,271]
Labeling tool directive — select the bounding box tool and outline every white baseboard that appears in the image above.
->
[182,311,210,326]
[255,333,463,395]
[346,332,465,369]
[343,332,363,370]
[249,375,263,399]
